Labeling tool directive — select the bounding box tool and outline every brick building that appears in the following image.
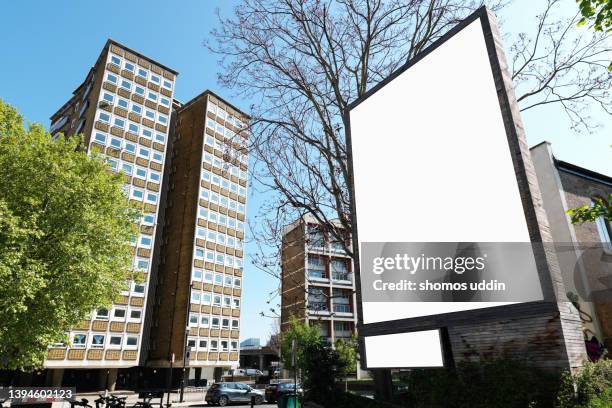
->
[281,215,366,377]
[13,40,250,390]
[531,142,612,352]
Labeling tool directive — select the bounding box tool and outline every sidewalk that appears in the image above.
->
[71,390,210,407]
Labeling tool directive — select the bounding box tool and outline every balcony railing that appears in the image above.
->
[307,302,328,312]
[335,331,353,340]
[332,273,352,282]
[307,270,327,280]
[333,304,351,313]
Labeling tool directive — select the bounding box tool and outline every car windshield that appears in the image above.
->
[280,383,298,389]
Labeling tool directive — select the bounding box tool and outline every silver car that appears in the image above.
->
[205,382,265,406]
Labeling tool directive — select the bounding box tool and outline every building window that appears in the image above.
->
[128,123,139,134]
[133,283,145,294]
[231,341,238,350]
[221,341,228,351]
[110,55,121,66]
[124,62,135,72]
[152,152,163,163]
[125,142,136,153]
[333,321,352,340]
[146,193,157,203]
[121,163,133,176]
[201,316,209,326]
[94,132,107,144]
[331,259,350,282]
[222,318,230,328]
[118,98,129,109]
[103,93,114,104]
[210,340,218,351]
[595,212,612,252]
[307,256,326,279]
[109,336,122,346]
[114,118,125,129]
[137,259,149,271]
[72,334,87,348]
[191,291,201,303]
[114,308,126,318]
[121,80,132,91]
[332,289,351,313]
[135,86,145,96]
[131,189,144,200]
[135,167,147,179]
[99,112,110,123]
[199,340,208,349]
[307,288,328,311]
[91,334,105,348]
[307,225,325,248]
[130,310,142,319]
[189,314,199,326]
[163,80,172,90]
[126,336,138,347]
[110,137,122,149]
[231,319,239,329]
[96,308,109,319]
[138,68,148,79]
[106,73,118,84]
[212,317,220,328]
[150,75,160,84]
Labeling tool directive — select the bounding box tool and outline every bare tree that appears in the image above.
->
[209,0,611,287]
[510,0,611,132]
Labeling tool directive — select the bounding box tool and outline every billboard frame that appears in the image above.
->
[345,6,562,369]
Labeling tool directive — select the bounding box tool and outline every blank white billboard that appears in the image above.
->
[364,330,444,368]
[349,15,535,328]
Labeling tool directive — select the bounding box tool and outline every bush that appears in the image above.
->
[556,359,612,408]
[402,360,561,408]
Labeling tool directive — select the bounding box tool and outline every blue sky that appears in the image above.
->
[0,0,609,343]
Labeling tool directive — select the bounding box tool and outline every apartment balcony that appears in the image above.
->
[308,245,350,257]
[332,304,352,315]
[307,270,328,282]
[331,273,353,285]
[307,302,329,315]
[319,336,332,345]
[334,331,353,341]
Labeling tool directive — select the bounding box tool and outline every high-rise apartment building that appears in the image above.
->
[45,40,177,389]
[148,91,249,383]
[281,215,357,345]
[38,40,249,390]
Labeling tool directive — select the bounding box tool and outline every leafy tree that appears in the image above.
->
[577,0,612,69]
[578,0,612,32]
[280,315,321,369]
[0,99,139,370]
[281,316,357,403]
[335,335,358,375]
[567,194,612,224]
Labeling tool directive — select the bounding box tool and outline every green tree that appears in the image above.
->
[335,336,358,375]
[281,317,357,404]
[578,0,612,32]
[281,315,321,370]
[0,99,139,370]
[567,194,612,224]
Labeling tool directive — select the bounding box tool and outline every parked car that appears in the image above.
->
[205,382,265,406]
[245,368,264,377]
[265,382,304,403]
